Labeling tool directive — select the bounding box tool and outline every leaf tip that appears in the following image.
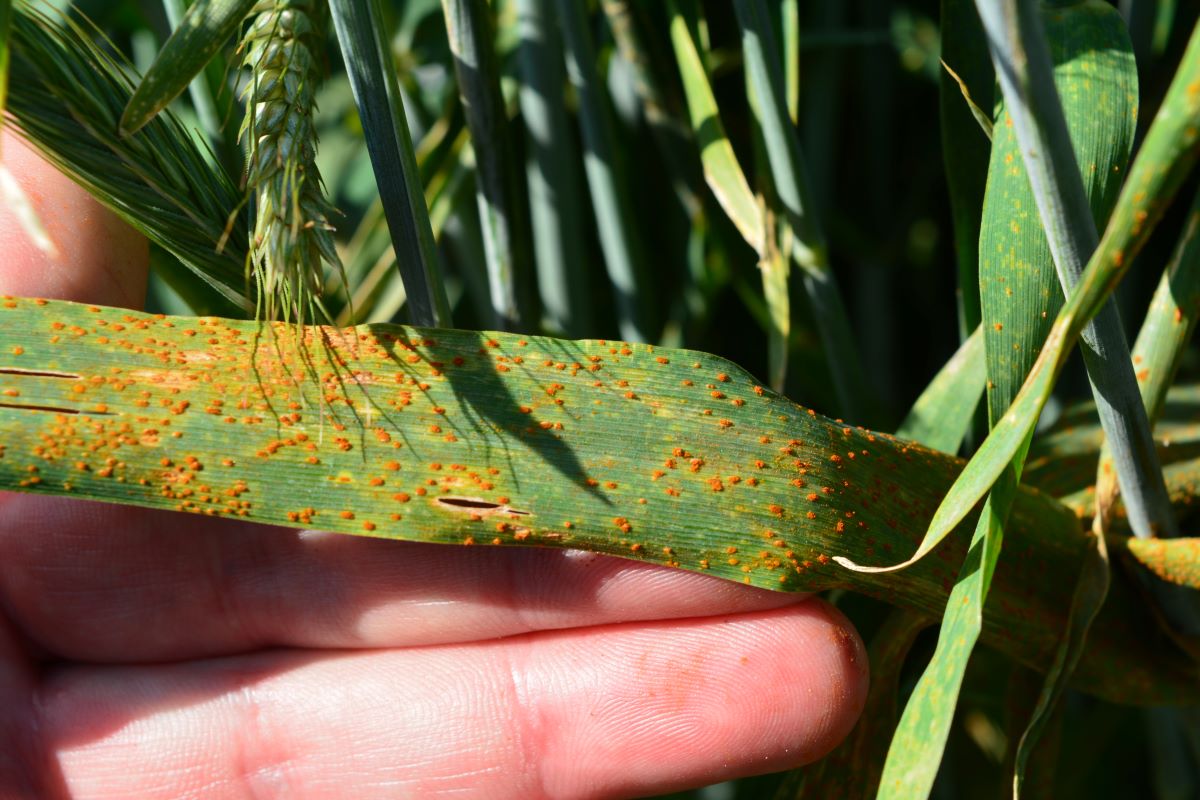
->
[832,555,914,574]
[117,105,146,138]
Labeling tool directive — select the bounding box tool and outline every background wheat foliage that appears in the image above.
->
[4,0,1200,798]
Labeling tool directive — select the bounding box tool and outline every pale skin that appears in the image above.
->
[0,132,867,799]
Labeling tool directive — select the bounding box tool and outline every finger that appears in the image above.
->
[0,130,148,308]
[0,615,38,798]
[1,494,800,662]
[35,604,868,799]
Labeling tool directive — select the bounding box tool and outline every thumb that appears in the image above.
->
[0,129,148,309]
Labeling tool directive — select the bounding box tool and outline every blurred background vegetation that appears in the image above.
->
[18,1,1200,796]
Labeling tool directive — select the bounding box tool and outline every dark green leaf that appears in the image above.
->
[328,0,452,328]
[119,0,256,136]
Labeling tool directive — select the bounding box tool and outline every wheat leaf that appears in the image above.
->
[555,0,655,343]
[0,296,1197,706]
[876,457,1024,800]
[328,0,452,328]
[0,0,10,116]
[667,2,763,255]
[120,0,256,136]
[733,0,872,421]
[940,58,993,142]
[442,0,532,330]
[1124,538,1200,590]
[896,324,984,454]
[515,0,592,337]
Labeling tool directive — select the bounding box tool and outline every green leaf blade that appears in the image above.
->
[878,459,1023,800]
[119,0,256,136]
[442,0,533,331]
[1129,184,1200,428]
[328,0,452,328]
[896,324,985,454]
[1125,537,1200,590]
[601,0,704,222]
[555,0,655,344]
[0,0,11,116]
[667,4,763,255]
[516,0,592,337]
[979,0,1138,426]
[1013,528,1110,798]
[733,0,873,421]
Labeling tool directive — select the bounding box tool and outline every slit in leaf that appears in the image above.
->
[0,368,81,379]
[436,496,532,516]
[0,402,115,415]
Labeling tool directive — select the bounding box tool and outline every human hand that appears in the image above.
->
[0,132,866,799]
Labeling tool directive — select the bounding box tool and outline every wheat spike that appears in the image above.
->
[240,0,342,326]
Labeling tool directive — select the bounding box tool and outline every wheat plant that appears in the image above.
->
[3,1,1200,797]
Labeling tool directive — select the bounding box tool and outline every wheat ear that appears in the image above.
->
[240,0,343,326]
